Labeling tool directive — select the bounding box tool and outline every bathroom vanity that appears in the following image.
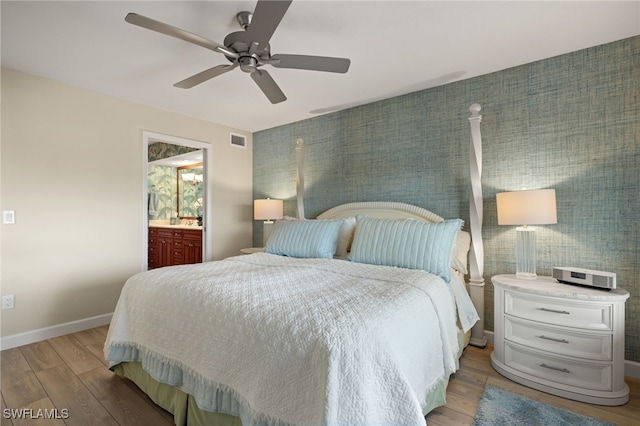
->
[148,225,202,269]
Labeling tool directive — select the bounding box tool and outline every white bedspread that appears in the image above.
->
[105,253,463,426]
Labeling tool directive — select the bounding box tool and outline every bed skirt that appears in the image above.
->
[112,329,470,426]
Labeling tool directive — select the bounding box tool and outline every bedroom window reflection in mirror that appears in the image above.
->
[177,163,203,219]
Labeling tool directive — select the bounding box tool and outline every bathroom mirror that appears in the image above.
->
[147,146,204,222]
[177,163,203,219]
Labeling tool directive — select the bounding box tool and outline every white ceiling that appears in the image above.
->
[2,1,638,132]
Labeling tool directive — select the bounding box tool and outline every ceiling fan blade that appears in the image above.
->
[251,70,287,104]
[270,54,351,73]
[125,13,238,58]
[174,64,238,89]
[245,0,292,49]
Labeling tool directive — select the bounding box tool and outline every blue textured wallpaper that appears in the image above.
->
[254,36,640,362]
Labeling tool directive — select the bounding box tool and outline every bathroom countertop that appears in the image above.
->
[149,224,203,230]
[149,221,202,230]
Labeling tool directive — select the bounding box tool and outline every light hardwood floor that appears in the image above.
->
[1,326,638,425]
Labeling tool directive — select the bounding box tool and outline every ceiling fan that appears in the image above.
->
[125,0,351,104]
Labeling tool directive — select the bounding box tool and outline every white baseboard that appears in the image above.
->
[482,330,640,380]
[624,359,640,379]
[0,313,112,351]
[484,329,495,345]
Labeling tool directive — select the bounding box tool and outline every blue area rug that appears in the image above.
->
[472,387,616,426]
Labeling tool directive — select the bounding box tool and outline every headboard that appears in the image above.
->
[317,201,444,222]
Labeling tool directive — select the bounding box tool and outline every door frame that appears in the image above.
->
[141,131,212,270]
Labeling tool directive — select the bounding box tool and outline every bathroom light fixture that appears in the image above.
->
[496,189,557,279]
[182,173,203,183]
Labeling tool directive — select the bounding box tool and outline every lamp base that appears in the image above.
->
[262,220,275,246]
[516,271,537,280]
[515,226,537,279]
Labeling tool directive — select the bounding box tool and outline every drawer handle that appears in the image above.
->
[540,363,570,373]
[538,307,570,315]
[538,335,569,344]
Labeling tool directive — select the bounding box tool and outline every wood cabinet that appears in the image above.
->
[182,229,203,265]
[148,227,202,269]
[491,274,629,405]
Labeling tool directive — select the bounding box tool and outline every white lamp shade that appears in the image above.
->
[254,199,284,221]
[496,189,557,226]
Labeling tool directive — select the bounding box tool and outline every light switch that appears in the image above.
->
[3,211,15,224]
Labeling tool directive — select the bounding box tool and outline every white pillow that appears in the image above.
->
[452,230,470,274]
[335,217,356,259]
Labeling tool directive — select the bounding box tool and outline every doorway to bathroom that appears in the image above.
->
[142,131,212,270]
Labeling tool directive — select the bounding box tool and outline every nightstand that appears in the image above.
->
[491,274,629,405]
[240,247,264,255]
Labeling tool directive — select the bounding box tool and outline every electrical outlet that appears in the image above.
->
[2,295,14,309]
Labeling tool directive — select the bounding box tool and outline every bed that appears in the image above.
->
[105,201,480,426]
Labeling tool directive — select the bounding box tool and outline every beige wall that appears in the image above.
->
[0,68,253,337]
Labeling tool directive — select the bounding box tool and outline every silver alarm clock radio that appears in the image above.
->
[552,267,616,290]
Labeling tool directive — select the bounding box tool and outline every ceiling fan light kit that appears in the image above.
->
[125,0,351,104]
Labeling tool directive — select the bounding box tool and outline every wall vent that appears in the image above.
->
[230,133,247,149]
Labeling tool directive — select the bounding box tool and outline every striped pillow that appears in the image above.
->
[265,219,344,259]
[349,217,463,282]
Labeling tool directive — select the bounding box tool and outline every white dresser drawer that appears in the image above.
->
[505,342,612,391]
[492,275,629,405]
[505,317,612,361]
[505,290,612,330]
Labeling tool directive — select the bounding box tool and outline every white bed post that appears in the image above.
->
[468,104,487,348]
[296,138,305,219]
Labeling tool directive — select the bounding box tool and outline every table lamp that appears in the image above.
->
[254,198,284,245]
[496,189,557,279]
